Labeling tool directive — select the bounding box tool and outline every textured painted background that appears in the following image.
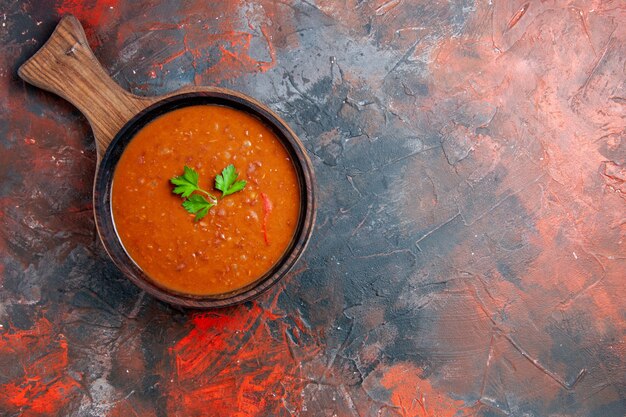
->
[1,1,625,416]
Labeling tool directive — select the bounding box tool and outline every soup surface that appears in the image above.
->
[112,105,300,295]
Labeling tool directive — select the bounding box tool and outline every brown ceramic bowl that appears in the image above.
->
[94,92,316,308]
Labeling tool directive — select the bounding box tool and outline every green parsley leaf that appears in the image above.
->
[182,194,214,221]
[170,164,246,223]
[170,165,200,198]
[215,164,247,197]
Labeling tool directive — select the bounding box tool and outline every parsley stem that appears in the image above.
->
[198,188,218,204]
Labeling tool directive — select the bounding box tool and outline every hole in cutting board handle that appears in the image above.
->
[18,15,152,158]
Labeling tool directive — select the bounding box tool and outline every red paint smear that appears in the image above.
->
[55,0,119,29]
[55,0,120,46]
[174,347,292,417]
[0,318,80,416]
[381,362,464,417]
[168,298,318,415]
[260,192,273,245]
[0,317,54,356]
[171,305,262,382]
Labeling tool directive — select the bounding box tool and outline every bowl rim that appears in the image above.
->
[93,90,316,308]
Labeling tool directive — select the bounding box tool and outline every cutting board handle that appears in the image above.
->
[18,15,154,159]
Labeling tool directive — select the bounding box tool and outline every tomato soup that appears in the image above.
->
[111,105,300,295]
